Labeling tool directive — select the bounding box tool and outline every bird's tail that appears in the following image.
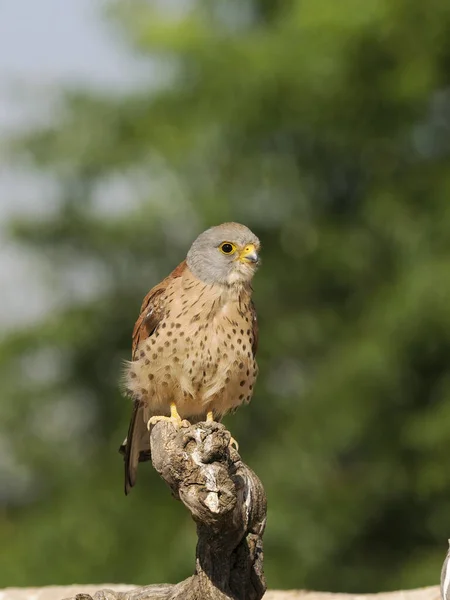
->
[119,400,151,495]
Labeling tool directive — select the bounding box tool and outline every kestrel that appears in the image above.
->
[120,222,260,494]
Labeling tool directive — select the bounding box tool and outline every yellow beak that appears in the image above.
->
[239,244,259,264]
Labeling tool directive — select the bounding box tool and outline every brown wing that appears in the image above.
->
[121,260,187,495]
[131,259,188,360]
[131,287,166,360]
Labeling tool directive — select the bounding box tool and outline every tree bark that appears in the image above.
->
[65,420,267,600]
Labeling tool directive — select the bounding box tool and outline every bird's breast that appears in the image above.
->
[125,280,257,418]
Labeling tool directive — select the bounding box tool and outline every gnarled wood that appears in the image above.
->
[30,420,444,600]
[61,420,266,600]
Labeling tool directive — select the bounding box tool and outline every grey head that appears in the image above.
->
[186,222,261,286]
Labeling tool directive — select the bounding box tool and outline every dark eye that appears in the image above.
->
[219,242,236,255]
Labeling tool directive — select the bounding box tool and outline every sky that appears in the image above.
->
[0,0,141,328]
[0,1,135,91]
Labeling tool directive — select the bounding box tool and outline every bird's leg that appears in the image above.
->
[206,410,239,451]
[169,402,183,424]
[147,402,190,430]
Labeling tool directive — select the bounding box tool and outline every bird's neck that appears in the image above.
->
[219,280,253,306]
[182,268,253,321]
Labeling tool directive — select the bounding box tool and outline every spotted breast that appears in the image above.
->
[124,263,258,422]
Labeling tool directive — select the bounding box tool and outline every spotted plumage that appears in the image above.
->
[120,222,260,494]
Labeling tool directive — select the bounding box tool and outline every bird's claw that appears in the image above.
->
[147,415,190,431]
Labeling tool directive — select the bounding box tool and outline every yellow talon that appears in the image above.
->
[206,410,215,422]
[147,402,190,430]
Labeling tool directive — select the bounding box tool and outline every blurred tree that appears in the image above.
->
[2,0,450,593]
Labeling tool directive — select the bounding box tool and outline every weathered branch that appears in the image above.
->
[61,420,267,600]
[14,420,441,600]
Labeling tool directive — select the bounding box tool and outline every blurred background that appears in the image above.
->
[1,0,450,593]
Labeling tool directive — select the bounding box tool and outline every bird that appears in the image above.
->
[120,222,261,494]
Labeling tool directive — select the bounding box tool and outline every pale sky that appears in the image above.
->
[0,0,142,328]
[0,1,135,89]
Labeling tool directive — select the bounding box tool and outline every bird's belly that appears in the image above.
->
[125,305,257,419]
[178,330,257,417]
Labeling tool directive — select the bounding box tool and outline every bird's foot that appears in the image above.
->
[147,403,190,431]
[147,414,190,430]
[205,411,239,450]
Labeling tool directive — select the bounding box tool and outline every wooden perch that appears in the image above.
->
[10,420,439,600]
[62,420,267,600]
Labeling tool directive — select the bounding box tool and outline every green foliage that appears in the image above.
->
[2,0,450,592]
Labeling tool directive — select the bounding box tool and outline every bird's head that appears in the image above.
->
[186,222,261,286]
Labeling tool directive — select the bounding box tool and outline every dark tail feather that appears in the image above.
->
[119,400,151,495]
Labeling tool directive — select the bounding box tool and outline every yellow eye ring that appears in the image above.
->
[219,242,236,255]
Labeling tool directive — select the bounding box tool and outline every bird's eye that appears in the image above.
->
[219,242,236,255]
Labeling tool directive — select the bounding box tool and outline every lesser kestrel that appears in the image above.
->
[120,222,260,494]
